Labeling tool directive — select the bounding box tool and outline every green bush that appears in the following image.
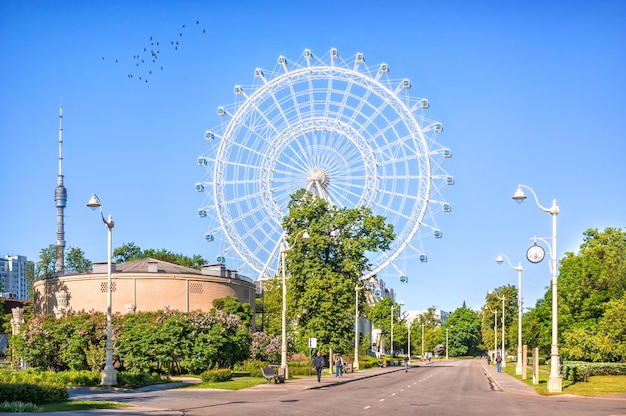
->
[200,369,232,382]
[0,368,166,389]
[117,371,168,388]
[562,361,626,381]
[0,401,40,412]
[0,383,68,404]
[233,360,270,378]
[287,361,313,377]
[0,369,100,386]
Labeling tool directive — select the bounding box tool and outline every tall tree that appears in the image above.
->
[65,247,92,273]
[443,306,481,357]
[112,242,142,263]
[36,244,58,279]
[368,297,408,355]
[411,307,442,356]
[281,189,395,355]
[556,227,626,362]
[481,285,518,354]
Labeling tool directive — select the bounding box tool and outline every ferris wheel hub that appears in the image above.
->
[306,167,330,189]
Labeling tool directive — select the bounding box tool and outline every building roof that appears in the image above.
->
[113,257,202,275]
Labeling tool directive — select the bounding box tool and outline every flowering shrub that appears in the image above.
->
[13,306,252,375]
[13,312,106,372]
[250,331,281,362]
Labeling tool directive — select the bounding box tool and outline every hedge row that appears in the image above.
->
[0,369,167,389]
[0,383,68,404]
[200,369,232,382]
[562,362,626,381]
[0,369,99,386]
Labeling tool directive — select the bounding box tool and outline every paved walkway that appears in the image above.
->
[13,360,622,415]
[479,361,538,395]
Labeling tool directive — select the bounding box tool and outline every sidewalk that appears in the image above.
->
[248,362,408,391]
[480,361,538,395]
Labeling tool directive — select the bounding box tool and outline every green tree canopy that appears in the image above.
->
[556,227,626,362]
[481,285,518,354]
[112,243,207,269]
[35,244,92,278]
[65,247,92,273]
[279,189,395,356]
[444,306,481,357]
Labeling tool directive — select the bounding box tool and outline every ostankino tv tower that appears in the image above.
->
[55,105,67,273]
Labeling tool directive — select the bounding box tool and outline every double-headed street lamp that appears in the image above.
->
[87,193,117,387]
[513,184,562,392]
[496,253,524,375]
[280,229,310,380]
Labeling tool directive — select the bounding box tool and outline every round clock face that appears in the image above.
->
[526,244,545,263]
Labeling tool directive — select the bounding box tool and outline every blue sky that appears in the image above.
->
[1,1,625,313]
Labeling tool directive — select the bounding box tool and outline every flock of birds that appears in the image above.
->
[101,20,206,83]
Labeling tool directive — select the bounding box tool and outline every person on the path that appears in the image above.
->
[313,351,325,382]
[496,354,502,372]
[404,354,409,372]
[335,354,344,378]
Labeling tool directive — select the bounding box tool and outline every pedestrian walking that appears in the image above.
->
[404,354,409,372]
[335,354,344,378]
[496,354,502,372]
[313,351,325,382]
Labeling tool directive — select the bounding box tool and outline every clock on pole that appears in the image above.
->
[526,244,545,263]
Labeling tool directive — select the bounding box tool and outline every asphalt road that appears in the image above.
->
[52,360,626,416]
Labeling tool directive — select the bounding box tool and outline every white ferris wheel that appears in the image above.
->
[196,48,453,290]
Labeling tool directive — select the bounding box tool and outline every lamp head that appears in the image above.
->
[512,187,527,204]
[87,194,101,210]
[496,254,504,265]
[302,230,310,242]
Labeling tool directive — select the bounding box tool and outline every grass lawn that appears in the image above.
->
[181,377,268,390]
[10,378,268,413]
[501,363,626,396]
[38,400,131,412]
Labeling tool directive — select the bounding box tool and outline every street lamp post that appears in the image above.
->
[87,194,117,387]
[445,327,449,360]
[354,284,361,370]
[390,304,395,365]
[492,293,506,368]
[390,302,403,365]
[280,229,310,381]
[513,184,562,392]
[496,253,524,375]
[407,319,411,364]
[487,306,497,363]
[421,323,425,359]
[445,325,454,360]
